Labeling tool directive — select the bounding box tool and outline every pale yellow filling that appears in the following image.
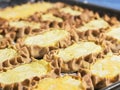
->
[78,19,109,31]
[0,60,49,84]
[24,30,69,47]
[106,27,120,41]
[57,42,102,62]
[0,48,17,63]
[9,21,41,29]
[41,13,63,22]
[0,35,3,39]
[34,76,84,90]
[91,55,120,79]
[60,7,81,16]
[0,2,53,19]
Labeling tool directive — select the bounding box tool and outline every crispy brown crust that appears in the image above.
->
[0,67,60,90]
[27,5,98,29]
[78,67,120,89]
[0,37,13,49]
[103,14,120,26]
[76,27,110,42]
[99,33,120,53]
[0,44,31,72]
[18,30,72,58]
[0,21,45,41]
[44,45,109,73]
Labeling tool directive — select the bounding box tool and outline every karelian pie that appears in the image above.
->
[0,2,54,20]
[76,19,109,41]
[100,26,120,53]
[33,75,94,90]
[44,41,108,72]
[88,53,120,89]
[5,20,42,39]
[0,44,30,71]
[59,6,98,27]
[18,29,72,58]
[0,59,59,90]
[27,11,66,29]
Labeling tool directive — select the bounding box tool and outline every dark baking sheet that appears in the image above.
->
[0,0,120,90]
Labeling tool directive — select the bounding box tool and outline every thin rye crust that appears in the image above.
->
[0,44,31,72]
[44,41,109,72]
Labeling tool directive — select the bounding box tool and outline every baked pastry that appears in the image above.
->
[6,20,42,39]
[0,35,12,49]
[18,29,71,58]
[33,75,93,90]
[58,6,98,27]
[0,1,120,90]
[100,26,120,53]
[44,41,108,72]
[0,59,59,90]
[76,19,109,41]
[0,2,53,20]
[90,53,120,89]
[0,44,30,71]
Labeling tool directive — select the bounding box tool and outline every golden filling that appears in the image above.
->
[91,55,120,79]
[0,48,17,63]
[0,2,53,19]
[41,13,63,22]
[57,42,102,62]
[106,27,120,41]
[0,35,3,39]
[60,7,81,16]
[78,19,109,31]
[34,76,84,90]
[24,30,69,47]
[0,60,50,84]
[9,21,41,29]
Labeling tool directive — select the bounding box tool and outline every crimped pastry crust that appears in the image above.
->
[44,41,109,72]
[0,59,60,90]
[79,54,120,89]
[0,44,31,72]
[75,19,109,41]
[18,29,72,58]
[99,25,120,53]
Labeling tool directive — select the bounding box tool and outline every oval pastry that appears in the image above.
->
[18,29,72,58]
[44,41,108,72]
[0,59,60,90]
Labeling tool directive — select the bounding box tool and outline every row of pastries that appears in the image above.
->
[0,1,120,90]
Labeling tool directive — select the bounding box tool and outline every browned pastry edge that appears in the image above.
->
[103,14,120,26]
[0,67,60,90]
[99,33,120,53]
[27,4,99,29]
[0,21,46,41]
[0,44,31,72]
[78,67,120,90]
[17,29,72,58]
[76,27,109,42]
[0,37,13,49]
[44,46,109,73]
